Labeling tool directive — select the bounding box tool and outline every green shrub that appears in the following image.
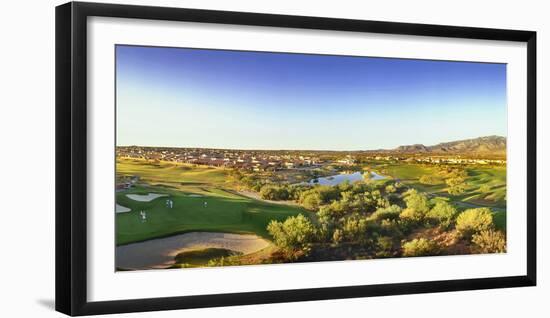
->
[376,236,394,257]
[379,219,404,238]
[446,176,467,195]
[385,184,396,193]
[455,208,494,239]
[267,214,316,259]
[426,201,457,229]
[399,208,423,222]
[301,192,321,210]
[341,214,369,244]
[259,185,290,201]
[402,238,439,257]
[399,189,430,222]
[332,228,343,245]
[369,204,402,222]
[472,229,506,253]
[479,184,491,193]
[419,175,440,185]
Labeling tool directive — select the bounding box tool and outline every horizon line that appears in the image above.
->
[116,135,506,152]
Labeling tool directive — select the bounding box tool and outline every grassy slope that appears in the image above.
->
[375,162,507,230]
[116,159,306,245]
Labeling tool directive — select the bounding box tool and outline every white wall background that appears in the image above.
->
[0,0,547,317]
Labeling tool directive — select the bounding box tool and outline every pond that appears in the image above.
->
[309,171,386,186]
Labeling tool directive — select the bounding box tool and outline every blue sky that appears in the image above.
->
[116,45,506,150]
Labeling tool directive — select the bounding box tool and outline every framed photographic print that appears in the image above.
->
[55,1,536,316]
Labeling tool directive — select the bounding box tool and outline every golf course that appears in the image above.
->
[115,158,307,269]
[370,162,507,230]
[116,156,507,270]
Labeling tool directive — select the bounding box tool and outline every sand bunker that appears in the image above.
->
[115,204,131,213]
[126,193,168,202]
[116,232,270,270]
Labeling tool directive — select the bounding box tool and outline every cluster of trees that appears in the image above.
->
[229,170,269,192]
[265,181,506,262]
[418,167,469,195]
[419,175,441,185]
[258,184,313,201]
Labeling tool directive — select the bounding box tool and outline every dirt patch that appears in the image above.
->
[116,232,271,270]
[407,227,471,255]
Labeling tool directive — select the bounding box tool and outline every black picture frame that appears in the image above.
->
[55,1,537,316]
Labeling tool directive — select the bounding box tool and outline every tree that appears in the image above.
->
[267,214,316,260]
[376,236,394,257]
[472,229,506,253]
[260,185,290,201]
[479,184,491,193]
[402,238,439,257]
[363,172,371,181]
[332,229,343,245]
[340,191,354,203]
[300,191,322,210]
[446,177,467,195]
[419,175,440,185]
[455,208,494,239]
[426,201,457,229]
[317,206,336,241]
[404,189,430,212]
[369,204,402,222]
[385,184,396,193]
[341,214,370,244]
[399,189,430,222]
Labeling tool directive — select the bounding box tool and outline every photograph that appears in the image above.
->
[114,44,508,271]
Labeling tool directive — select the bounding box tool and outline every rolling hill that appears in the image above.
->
[377,136,506,156]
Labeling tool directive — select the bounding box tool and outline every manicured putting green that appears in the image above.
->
[116,187,306,245]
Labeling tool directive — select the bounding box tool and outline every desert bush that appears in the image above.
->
[299,186,340,210]
[375,236,394,257]
[479,184,491,193]
[399,208,423,222]
[341,214,369,244]
[419,175,440,185]
[369,204,402,222]
[446,176,467,195]
[267,214,316,260]
[332,229,343,245]
[259,185,290,201]
[402,238,440,257]
[472,229,506,253]
[300,192,322,210]
[455,208,494,239]
[426,201,457,229]
[399,189,430,222]
[379,219,404,238]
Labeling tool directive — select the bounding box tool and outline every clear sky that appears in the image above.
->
[116,45,506,150]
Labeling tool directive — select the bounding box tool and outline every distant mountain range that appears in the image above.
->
[374,136,506,155]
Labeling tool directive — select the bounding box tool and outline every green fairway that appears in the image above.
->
[375,162,506,207]
[371,162,507,231]
[463,166,507,207]
[117,158,229,187]
[377,163,437,180]
[116,159,307,245]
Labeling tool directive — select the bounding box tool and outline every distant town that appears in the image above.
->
[116,145,506,173]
